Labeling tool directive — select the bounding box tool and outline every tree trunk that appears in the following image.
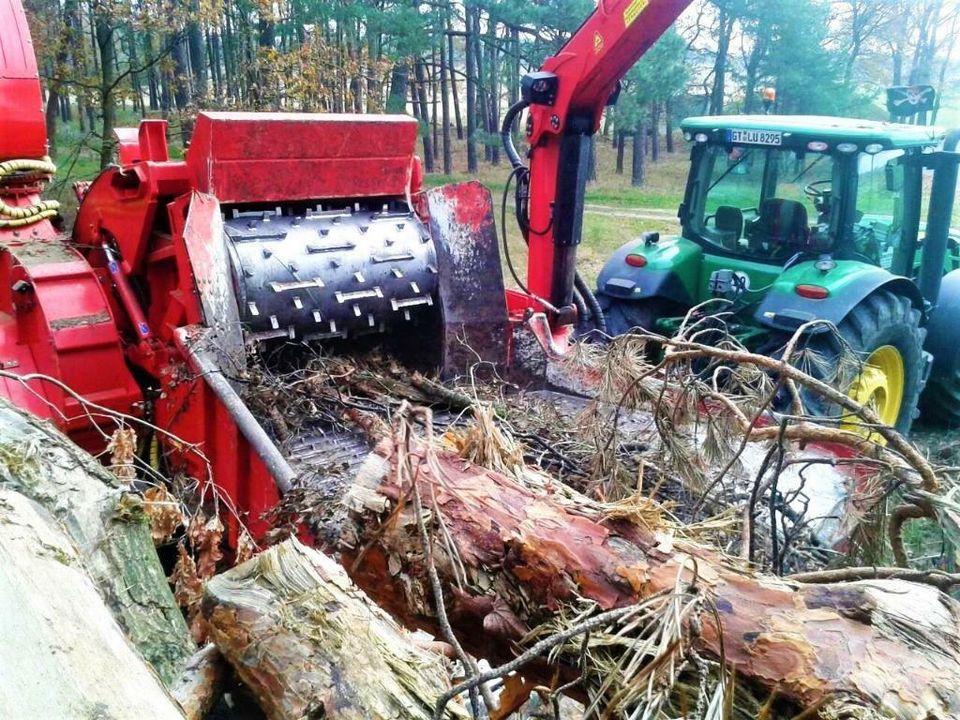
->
[587,135,597,182]
[387,59,409,113]
[485,27,500,166]
[440,22,453,175]
[447,28,463,141]
[93,0,116,169]
[0,489,186,718]
[465,5,479,173]
[187,5,208,105]
[170,34,191,111]
[665,99,674,153]
[631,124,645,187]
[709,1,733,115]
[340,435,960,718]
[145,32,161,111]
[414,57,435,172]
[0,399,195,686]
[650,103,660,162]
[615,130,626,174]
[203,539,469,720]
[170,645,227,720]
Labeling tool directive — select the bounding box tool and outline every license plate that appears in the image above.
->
[726,129,782,146]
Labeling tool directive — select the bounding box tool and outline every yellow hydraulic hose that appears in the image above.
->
[0,158,61,228]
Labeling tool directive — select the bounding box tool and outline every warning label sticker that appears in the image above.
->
[623,0,649,27]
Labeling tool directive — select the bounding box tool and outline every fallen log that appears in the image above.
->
[170,645,228,720]
[340,421,960,719]
[203,538,470,720]
[0,398,195,685]
[0,488,185,719]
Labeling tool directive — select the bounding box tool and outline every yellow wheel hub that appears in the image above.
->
[842,345,904,440]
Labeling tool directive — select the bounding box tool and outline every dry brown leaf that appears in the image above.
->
[143,485,183,544]
[171,542,207,644]
[490,673,537,720]
[107,427,138,483]
[195,514,225,579]
[235,528,256,565]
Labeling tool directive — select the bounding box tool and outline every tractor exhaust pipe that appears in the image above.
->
[918,129,960,305]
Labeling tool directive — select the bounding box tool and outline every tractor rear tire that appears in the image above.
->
[802,290,925,436]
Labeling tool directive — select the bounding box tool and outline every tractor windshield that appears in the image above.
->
[690,144,838,259]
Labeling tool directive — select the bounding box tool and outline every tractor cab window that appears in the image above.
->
[691,144,837,259]
[853,149,905,269]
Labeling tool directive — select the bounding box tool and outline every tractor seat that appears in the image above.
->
[714,205,744,249]
[747,198,809,248]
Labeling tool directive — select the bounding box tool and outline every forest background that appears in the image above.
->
[23,0,960,276]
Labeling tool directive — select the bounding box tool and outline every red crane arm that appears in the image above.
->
[516,0,691,324]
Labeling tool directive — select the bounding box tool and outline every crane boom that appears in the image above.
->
[508,0,691,329]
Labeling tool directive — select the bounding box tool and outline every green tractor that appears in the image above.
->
[595,116,960,432]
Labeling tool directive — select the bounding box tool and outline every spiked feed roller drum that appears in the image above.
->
[225,205,438,343]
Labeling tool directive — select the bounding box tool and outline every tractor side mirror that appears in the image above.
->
[885,161,903,192]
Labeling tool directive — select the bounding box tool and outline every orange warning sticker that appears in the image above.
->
[593,31,604,53]
[623,0,648,27]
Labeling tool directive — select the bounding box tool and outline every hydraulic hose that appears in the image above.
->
[501,100,529,171]
[572,286,589,325]
[0,158,60,228]
[575,270,607,334]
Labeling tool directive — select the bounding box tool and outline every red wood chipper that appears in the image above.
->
[3,0,864,549]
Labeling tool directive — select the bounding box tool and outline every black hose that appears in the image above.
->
[501,100,529,171]
[572,286,589,324]
[575,270,607,334]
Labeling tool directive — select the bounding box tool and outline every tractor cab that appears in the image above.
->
[678,116,949,276]
[596,114,960,432]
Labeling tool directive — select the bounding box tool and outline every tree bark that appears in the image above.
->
[0,399,195,686]
[170,645,227,720]
[203,539,469,720]
[0,489,185,718]
[339,435,960,718]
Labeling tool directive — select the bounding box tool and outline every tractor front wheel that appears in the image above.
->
[802,290,925,436]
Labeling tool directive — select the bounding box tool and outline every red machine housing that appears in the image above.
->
[0,0,46,161]
[3,110,426,539]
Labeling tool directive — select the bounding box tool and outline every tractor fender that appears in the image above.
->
[595,234,700,306]
[753,260,925,333]
[924,268,960,379]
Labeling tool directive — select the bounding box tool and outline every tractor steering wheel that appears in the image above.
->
[804,179,832,200]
